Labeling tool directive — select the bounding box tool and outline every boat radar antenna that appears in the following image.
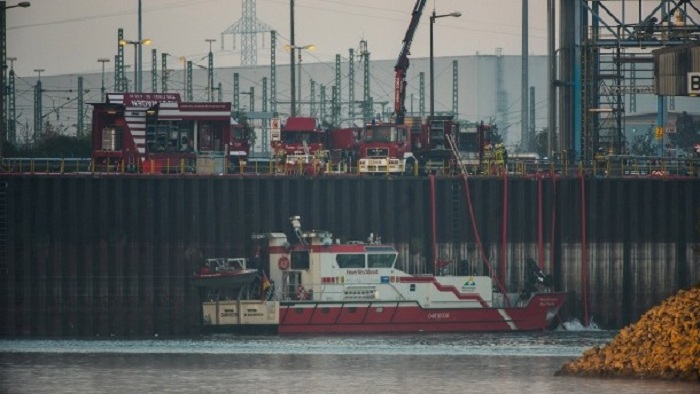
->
[289,216,307,247]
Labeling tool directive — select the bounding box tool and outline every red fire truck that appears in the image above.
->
[270,117,329,174]
[356,0,488,176]
[328,126,362,172]
[357,0,425,175]
[413,115,459,174]
[357,121,414,174]
[91,93,249,174]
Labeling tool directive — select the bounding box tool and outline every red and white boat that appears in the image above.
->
[200,217,566,333]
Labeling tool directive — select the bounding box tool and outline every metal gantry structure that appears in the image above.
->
[334,54,341,125]
[452,60,458,117]
[114,29,126,92]
[348,48,355,120]
[560,0,700,161]
[360,40,372,122]
[221,0,272,66]
[151,49,157,93]
[6,57,16,144]
[419,72,425,117]
[186,61,193,100]
[233,72,240,111]
[160,53,168,93]
[30,73,89,140]
[270,30,277,114]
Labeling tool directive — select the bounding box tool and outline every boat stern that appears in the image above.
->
[202,299,280,327]
[515,292,567,330]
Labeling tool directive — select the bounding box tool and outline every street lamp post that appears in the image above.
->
[290,0,296,116]
[1,1,30,158]
[429,9,461,118]
[97,58,110,98]
[284,44,315,116]
[119,38,151,92]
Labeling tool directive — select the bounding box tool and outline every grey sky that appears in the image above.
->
[6,0,551,77]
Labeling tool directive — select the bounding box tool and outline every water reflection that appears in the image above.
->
[1,332,696,394]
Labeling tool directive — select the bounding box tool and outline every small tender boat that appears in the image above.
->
[192,258,259,288]
[199,217,566,333]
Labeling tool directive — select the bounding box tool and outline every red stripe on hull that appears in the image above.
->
[277,293,565,334]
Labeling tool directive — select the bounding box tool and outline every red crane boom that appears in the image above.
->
[394,0,427,125]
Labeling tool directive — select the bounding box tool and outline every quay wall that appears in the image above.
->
[0,175,698,337]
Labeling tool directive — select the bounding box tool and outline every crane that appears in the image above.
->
[394,0,427,125]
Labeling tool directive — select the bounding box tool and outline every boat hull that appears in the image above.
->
[277,293,566,334]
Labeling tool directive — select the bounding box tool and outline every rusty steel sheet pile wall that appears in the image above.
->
[0,175,698,337]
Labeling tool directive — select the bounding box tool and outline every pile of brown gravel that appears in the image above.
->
[556,283,700,382]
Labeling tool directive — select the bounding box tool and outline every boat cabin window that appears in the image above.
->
[291,250,310,270]
[336,254,365,269]
[367,253,396,268]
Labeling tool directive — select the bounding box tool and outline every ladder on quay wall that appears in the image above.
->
[449,180,461,274]
[446,133,468,176]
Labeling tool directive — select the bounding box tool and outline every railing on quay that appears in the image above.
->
[0,158,94,174]
[2,155,699,178]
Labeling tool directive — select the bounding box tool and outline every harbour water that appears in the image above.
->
[1,327,696,393]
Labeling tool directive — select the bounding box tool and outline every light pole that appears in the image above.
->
[284,44,315,116]
[97,58,110,97]
[429,10,460,118]
[119,38,151,92]
[289,0,296,116]
[1,1,30,158]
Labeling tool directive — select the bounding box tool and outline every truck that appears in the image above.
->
[413,115,459,174]
[271,116,329,175]
[417,118,498,174]
[328,126,362,173]
[91,93,249,174]
[358,121,414,174]
[357,0,426,175]
[355,0,501,176]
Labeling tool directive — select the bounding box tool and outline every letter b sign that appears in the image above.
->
[688,72,700,95]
